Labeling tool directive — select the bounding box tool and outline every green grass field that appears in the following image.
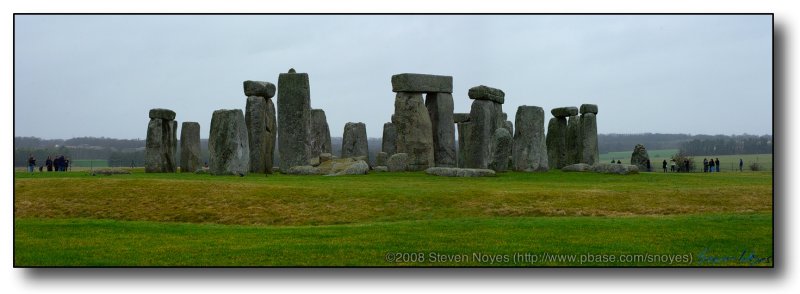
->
[13,169,773,267]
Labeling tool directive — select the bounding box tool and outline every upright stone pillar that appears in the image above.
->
[579,104,599,165]
[341,122,369,159]
[180,122,201,173]
[310,109,332,160]
[277,68,312,172]
[145,108,177,173]
[243,80,277,174]
[547,107,577,169]
[391,73,451,171]
[456,122,472,168]
[465,85,505,169]
[426,92,456,167]
[490,128,513,172]
[381,122,397,156]
[566,114,581,165]
[209,109,250,176]
[512,106,549,172]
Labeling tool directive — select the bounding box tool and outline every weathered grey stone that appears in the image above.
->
[551,107,579,118]
[328,160,369,176]
[265,98,276,174]
[490,128,513,172]
[426,92,456,167]
[209,109,250,176]
[512,106,549,172]
[246,96,269,173]
[394,92,434,171]
[591,163,639,175]
[500,112,508,121]
[580,104,598,115]
[456,122,472,168]
[277,69,312,172]
[376,152,388,167]
[425,167,496,177]
[310,109,332,159]
[453,113,471,123]
[145,118,164,173]
[149,108,176,120]
[285,165,322,175]
[381,122,396,155]
[243,80,276,98]
[465,100,497,169]
[468,85,505,104]
[493,103,506,134]
[341,122,369,160]
[387,153,409,172]
[580,113,599,165]
[630,144,651,171]
[309,156,321,167]
[169,120,178,172]
[179,122,201,173]
[561,163,592,172]
[504,120,513,135]
[320,153,332,163]
[373,166,388,172]
[566,115,581,165]
[546,117,568,169]
[391,73,453,93]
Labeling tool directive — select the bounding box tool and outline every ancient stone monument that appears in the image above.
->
[381,122,396,156]
[179,122,201,173]
[277,68,313,172]
[387,153,409,172]
[209,109,250,176]
[310,109,332,160]
[465,85,506,170]
[546,106,578,169]
[341,122,369,160]
[145,108,178,173]
[426,92,456,167]
[512,105,549,172]
[244,80,277,174]
[630,144,650,171]
[566,114,581,165]
[391,73,451,171]
[579,104,599,165]
[490,127,513,172]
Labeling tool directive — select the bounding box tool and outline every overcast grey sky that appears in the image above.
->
[14,14,772,140]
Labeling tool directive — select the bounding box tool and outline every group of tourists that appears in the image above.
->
[703,158,721,173]
[660,159,691,173]
[26,154,70,173]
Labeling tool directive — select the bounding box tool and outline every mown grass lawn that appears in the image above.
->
[13,169,773,267]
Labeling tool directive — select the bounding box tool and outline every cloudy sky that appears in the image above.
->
[14,14,772,139]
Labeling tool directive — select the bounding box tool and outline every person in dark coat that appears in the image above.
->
[739,158,744,172]
[646,159,651,172]
[715,158,720,172]
[27,154,36,173]
[703,158,708,172]
[684,159,690,172]
[662,159,667,172]
[709,157,715,173]
[45,156,53,172]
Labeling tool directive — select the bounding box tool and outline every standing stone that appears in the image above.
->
[180,122,201,173]
[245,96,269,173]
[265,99,277,173]
[465,99,497,169]
[341,122,369,159]
[168,120,178,172]
[566,114,581,165]
[376,152,389,167]
[490,128,513,172]
[145,118,164,173]
[277,69,312,171]
[209,109,250,176]
[546,117,568,169]
[630,144,650,171]
[393,92,434,171]
[381,122,397,155]
[456,122,473,168]
[504,120,514,135]
[580,112,599,165]
[512,106,549,172]
[310,109,332,160]
[426,92,456,167]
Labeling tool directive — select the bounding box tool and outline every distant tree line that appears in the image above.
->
[678,134,772,156]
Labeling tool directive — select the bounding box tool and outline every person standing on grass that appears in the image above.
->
[27,154,36,173]
[709,157,715,173]
[715,158,720,172]
[45,156,53,172]
[670,160,676,172]
[703,158,708,172]
[739,158,744,172]
[662,159,668,172]
[646,159,651,172]
[684,159,690,172]
[65,157,71,172]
